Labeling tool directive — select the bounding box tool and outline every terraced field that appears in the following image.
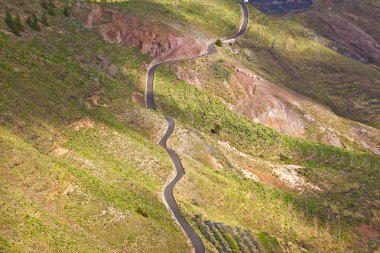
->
[195,216,280,253]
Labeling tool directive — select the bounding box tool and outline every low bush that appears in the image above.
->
[26,14,41,31]
[215,38,223,47]
[136,207,148,218]
[5,12,21,36]
[41,13,49,26]
[63,6,70,17]
[14,14,24,33]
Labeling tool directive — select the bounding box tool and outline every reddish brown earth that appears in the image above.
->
[356,224,380,246]
[231,67,305,138]
[249,168,292,192]
[79,4,207,64]
[131,92,145,106]
[172,63,380,154]
[317,0,380,42]
[308,8,380,65]
[231,66,380,154]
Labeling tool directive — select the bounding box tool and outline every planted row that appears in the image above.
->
[198,218,268,253]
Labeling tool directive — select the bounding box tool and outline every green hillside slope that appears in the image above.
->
[1,0,379,252]
[0,3,188,251]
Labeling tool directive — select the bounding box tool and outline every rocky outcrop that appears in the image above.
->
[81,5,207,64]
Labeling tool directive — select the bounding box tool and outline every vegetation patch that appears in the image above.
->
[155,65,380,251]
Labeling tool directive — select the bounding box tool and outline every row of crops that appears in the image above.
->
[194,215,280,253]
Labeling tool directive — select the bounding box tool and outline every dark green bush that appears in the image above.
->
[41,13,49,26]
[211,124,221,135]
[26,14,40,31]
[14,14,24,32]
[63,6,70,17]
[136,207,148,218]
[48,8,56,16]
[5,12,20,36]
[42,0,56,16]
[215,38,223,47]
[41,0,49,10]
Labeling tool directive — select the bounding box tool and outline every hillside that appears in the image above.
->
[0,0,379,253]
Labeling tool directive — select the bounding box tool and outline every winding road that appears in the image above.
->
[145,2,248,252]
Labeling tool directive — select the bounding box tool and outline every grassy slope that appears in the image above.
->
[1,0,380,252]
[154,64,380,252]
[314,0,380,43]
[175,140,343,252]
[0,0,244,251]
[0,2,190,251]
[236,5,380,128]
[167,55,380,153]
[93,0,241,39]
[144,7,380,250]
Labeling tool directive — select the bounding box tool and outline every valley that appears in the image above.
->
[0,0,379,252]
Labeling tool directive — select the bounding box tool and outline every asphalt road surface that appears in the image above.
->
[145,2,249,252]
[158,117,206,253]
[146,1,248,110]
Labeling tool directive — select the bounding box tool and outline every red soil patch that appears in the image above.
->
[309,11,380,65]
[356,224,380,242]
[131,92,145,106]
[80,4,207,64]
[247,167,293,192]
[231,67,306,138]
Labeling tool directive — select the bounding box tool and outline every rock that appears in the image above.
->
[274,165,321,191]
[70,118,95,131]
[50,146,69,157]
[63,184,75,195]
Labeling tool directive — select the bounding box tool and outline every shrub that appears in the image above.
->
[41,13,49,26]
[212,63,231,82]
[211,124,221,135]
[215,38,223,47]
[41,0,49,9]
[42,0,56,16]
[5,12,20,36]
[14,14,24,32]
[63,7,70,17]
[26,14,40,31]
[48,8,56,16]
[48,0,56,8]
[136,207,148,218]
